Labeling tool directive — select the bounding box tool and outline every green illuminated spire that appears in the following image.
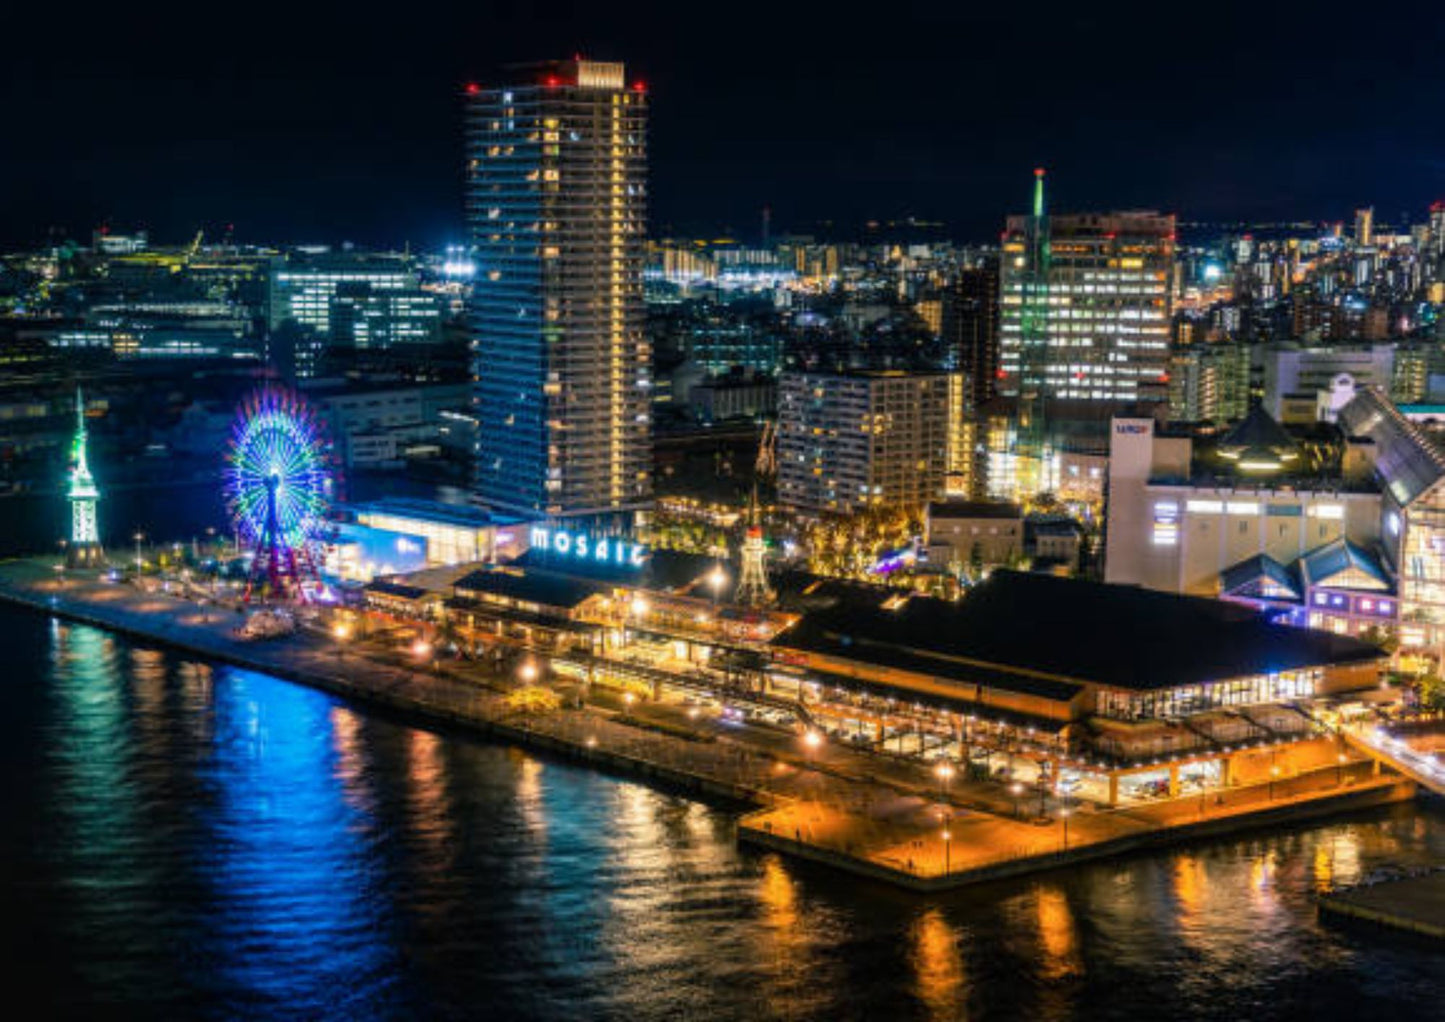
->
[1033,167,1046,219]
[67,386,101,558]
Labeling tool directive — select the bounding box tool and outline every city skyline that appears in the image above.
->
[4,1,1444,249]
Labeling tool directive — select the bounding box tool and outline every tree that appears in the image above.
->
[1417,674,1445,711]
[1359,625,1400,656]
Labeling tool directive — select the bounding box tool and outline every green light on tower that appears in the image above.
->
[66,387,105,568]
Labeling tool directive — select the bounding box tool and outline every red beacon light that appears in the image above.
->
[465,82,480,95]
[544,74,561,87]
[632,80,646,92]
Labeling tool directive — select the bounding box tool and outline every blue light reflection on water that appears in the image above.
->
[3,607,1445,1021]
[203,670,404,1016]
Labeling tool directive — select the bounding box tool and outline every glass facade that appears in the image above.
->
[1096,669,1320,720]
[1000,212,1174,403]
[466,60,651,518]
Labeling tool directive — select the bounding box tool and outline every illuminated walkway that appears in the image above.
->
[1343,724,1445,796]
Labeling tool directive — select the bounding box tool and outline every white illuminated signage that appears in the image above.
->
[530,527,646,568]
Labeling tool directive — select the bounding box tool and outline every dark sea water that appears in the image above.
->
[4,485,1445,1020]
[2,605,1443,1021]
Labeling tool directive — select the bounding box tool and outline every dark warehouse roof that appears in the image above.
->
[772,570,1380,695]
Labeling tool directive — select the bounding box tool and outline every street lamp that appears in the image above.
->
[333,621,351,658]
[623,691,636,715]
[519,661,538,684]
[1269,764,1281,801]
[1337,752,1347,786]
[1060,807,1072,851]
[1010,781,1024,819]
[934,760,956,800]
[133,532,145,572]
[941,826,952,875]
[707,565,727,605]
[802,729,823,753]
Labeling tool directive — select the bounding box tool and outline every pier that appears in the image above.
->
[0,557,1421,892]
[1319,870,1445,940]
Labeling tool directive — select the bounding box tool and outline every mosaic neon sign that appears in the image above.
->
[529,527,646,568]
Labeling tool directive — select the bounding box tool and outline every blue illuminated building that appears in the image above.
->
[465,59,651,521]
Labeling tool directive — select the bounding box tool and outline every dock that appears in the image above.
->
[0,557,1422,892]
[1319,870,1445,940]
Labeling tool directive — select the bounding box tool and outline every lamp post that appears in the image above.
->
[1269,764,1281,801]
[1336,752,1347,787]
[133,531,145,573]
[941,825,952,875]
[934,760,956,801]
[333,621,351,659]
[1061,807,1072,851]
[519,660,538,685]
[708,565,727,606]
[1010,781,1024,819]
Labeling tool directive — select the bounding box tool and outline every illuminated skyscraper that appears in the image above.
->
[1354,207,1374,247]
[465,59,651,520]
[999,184,1174,408]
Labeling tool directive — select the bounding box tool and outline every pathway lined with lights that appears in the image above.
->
[1343,724,1445,795]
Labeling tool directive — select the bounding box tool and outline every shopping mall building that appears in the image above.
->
[359,519,1381,805]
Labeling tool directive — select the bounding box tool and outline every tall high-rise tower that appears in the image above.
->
[465,59,651,522]
[66,388,104,568]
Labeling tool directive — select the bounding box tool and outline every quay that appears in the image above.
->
[0,557,1421,892]
[1319,870,1445,940]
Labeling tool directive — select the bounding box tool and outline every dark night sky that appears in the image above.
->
[3,0,1443,249]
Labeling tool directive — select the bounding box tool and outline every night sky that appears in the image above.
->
[4,0,1442,249]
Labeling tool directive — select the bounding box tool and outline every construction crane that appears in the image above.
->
[186,230,204,259]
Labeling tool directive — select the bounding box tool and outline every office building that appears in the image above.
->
[1167,343,1250,425]
[999,200,1174,408]
[1259,343,1394,422]
[1355,207,1374,248]
[267,253,441,376]
[466,59,651,519]
[777,370,967,514]
[941,257,1000,407]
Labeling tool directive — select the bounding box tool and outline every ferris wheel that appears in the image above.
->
[224,385,333,601]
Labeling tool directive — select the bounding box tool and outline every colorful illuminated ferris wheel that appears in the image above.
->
[224,385,333,601]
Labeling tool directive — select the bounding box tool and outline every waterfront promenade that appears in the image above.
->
[0,558,1419,891]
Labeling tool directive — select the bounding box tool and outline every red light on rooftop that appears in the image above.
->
[632,80,646,92]
[544,74,561,87]
[996,369,1008,379]
[465,82,480,95]
[1034,167,1045,177]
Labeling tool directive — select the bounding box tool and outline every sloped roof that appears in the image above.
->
[1298,538,1391,591]
[452,567,606,609]
[1215,404,1301,471]
[1337,387,1445,507]
[1221,554,1301,601]
[773,570,1381,694]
